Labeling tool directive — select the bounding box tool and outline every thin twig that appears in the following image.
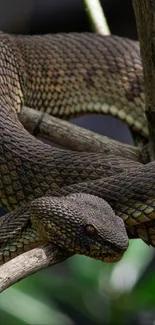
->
[83,0,110,35]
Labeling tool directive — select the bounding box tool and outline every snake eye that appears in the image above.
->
[85,224,96,236]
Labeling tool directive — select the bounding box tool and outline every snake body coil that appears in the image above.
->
[0,31,154,264]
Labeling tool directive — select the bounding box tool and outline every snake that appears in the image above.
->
[0,31,154,265]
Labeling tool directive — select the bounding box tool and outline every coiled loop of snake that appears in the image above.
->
[0,31,154,263]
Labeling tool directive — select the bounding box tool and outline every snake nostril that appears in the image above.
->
[84,224,96,236]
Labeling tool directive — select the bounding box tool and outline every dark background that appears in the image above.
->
[0,1,155,325]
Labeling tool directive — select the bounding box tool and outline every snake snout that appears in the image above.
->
[100,238,128,263]
[113,234,129,251]
[111,214,129,251]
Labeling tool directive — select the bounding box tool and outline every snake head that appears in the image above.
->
[30,193,129,263]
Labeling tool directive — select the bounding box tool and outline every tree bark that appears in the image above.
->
[0,244,69,293]
[132,0,155,159]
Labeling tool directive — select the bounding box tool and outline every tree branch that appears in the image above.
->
[0,244,69,293]
[132,0,155,159]
[19,106,145,163]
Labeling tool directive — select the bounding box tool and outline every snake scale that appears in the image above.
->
[0,31,154,265]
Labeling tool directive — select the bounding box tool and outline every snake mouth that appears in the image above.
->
[79,240,128,263]
[60,236,128,263]
[100,241,128,263]
[89,247,125,263]
[103,254,124,263]
[100,247,126,263]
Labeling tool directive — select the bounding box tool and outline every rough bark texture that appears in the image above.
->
[132,0,155,159]
[0,244,69,293]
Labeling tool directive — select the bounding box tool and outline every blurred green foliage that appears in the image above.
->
[0,239,155,325]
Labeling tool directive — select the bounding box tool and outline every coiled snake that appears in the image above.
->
[0,31,154,264]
